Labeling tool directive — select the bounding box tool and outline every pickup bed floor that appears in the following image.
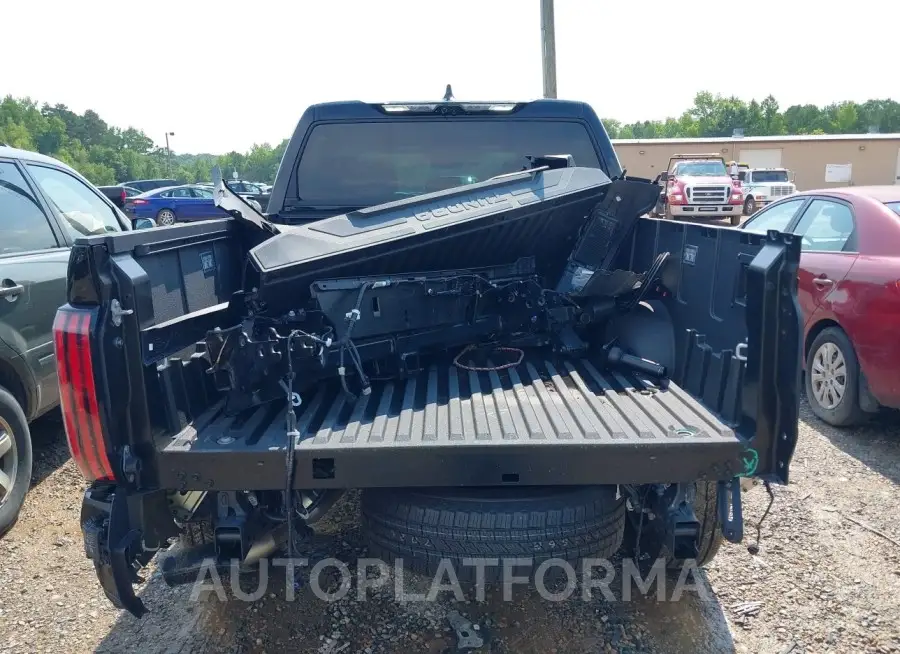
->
[160,354,746,489]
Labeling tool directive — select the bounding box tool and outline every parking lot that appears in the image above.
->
[1,398,898,654]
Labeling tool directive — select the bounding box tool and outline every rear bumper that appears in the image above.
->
[159,358,747,490]
[80,485,177,618]
[669,204,742,218]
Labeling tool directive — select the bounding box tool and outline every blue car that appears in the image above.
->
[124,184,229,225]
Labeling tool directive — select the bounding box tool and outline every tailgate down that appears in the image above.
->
[160,354,745,489]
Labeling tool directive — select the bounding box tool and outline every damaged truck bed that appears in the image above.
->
[58,98,801,618]
[124,159,788,493]
[161,353,743,490]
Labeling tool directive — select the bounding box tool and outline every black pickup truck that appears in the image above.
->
[56,99,801,616]
[96,185,142,210]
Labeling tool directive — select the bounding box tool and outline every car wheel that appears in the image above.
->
[0,385,32,537]
[156,209,177,226]
[805,327,866,427]
[743,197,756,216]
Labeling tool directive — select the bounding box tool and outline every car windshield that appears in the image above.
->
[751,170,790,183]
[292,120,602,207]
[886,201,900,216]
[673,161,727,177]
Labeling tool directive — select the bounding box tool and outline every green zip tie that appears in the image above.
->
[739,448,759,477]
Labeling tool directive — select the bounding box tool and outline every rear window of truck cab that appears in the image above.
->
[293,121,601,207]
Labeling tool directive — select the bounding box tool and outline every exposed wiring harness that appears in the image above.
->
[453,343,525,372]
[338,282,373,400]
[283,331,300,562]
[279,326,339,561]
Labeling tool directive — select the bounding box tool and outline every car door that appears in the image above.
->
[190,186,224,218]
[790,197,859,327]
[168,187,201,219]
[0,160,72,417]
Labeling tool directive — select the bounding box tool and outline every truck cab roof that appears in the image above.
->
[266,99,622,219]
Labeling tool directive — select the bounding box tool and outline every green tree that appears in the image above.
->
[601,93,900,140]
[783,104,825,134]
[4,92,899,187]
[828,102,860,133]
[601,119,621,138]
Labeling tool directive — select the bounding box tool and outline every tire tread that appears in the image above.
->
[361,487,625,582]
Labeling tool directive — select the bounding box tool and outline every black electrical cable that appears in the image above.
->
[624,251,670,310]
[338,283,373,399]
[284,331,300,562]
[628,486,651,574]
[747,481,775,555]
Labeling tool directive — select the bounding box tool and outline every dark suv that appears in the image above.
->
[0,146,139,535]
[120,178,178,193]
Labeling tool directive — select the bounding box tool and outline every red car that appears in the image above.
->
[742,186,900,426]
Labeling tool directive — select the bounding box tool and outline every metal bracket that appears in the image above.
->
[664,486,701,560]
[121,445,140,483]
[447,611,485,650]
[109,298,134,327]
[102,489,149,617]
[717,479,744,543]
[735,340,748,362]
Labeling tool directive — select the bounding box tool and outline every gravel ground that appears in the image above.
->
[1,400,898,654]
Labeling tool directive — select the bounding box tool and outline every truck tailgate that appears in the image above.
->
[160,352,744,490]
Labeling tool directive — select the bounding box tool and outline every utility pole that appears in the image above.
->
[540,0,557,98]
[164,131,175,176]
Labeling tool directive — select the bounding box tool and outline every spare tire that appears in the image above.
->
[361,485,625,582]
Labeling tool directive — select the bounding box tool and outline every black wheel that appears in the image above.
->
[805,327,865,427]
[729,214,741,226]
[743,196,756,216]
[621,481,722,572]
[0,385,33,537]
[361,486,625,582]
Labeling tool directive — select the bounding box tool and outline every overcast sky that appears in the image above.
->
[5,0,896,154]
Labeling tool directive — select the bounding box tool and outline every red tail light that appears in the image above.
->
[52,309,114,482]
[120,189,127,204]
[131,198,148,206]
